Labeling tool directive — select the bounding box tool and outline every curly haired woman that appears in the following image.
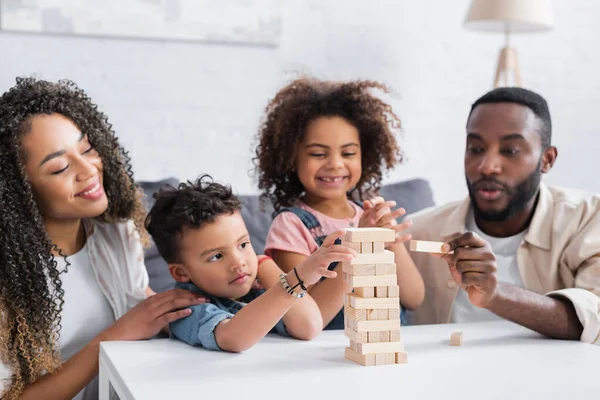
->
[0,78,205,400]
[255,77,424,330]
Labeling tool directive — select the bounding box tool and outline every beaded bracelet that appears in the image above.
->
[279,273,306,299]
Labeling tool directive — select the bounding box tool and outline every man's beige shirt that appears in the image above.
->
[406,184,600,344]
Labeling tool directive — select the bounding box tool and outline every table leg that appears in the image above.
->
[99,355,110,400]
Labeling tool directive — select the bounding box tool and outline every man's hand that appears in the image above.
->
[440,231,499,308]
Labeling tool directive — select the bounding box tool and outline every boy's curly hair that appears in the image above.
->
[0,77,147,399]
[254,77,403,211]
[145,175,242,264]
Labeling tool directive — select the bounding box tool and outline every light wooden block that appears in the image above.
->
[379,331,390,342]
[345,347,376,366]
[345,274,397,288]
[350,250,395,265]
[347,293,400,310]
[409,240,454,254]
[368,331,382,343]
[375,353,387,365]
[345,327,368,344]
[351,341,405,355]
[385,352,396,364]
[450,331,463,346]
[388,308,400,321]
[390,330,401,342]
[344,305,366,321]
[388,284,399,298]
[342,239,361,252]
[373,242,385,253]
[376,309,389,320]
[361,242,373,254]
[342,262,376,276]
[375,263,396,275]
[344,228,396,243]
[367,309,380,321]
[396,351,408,364]
[347,318,401,333]
[354,287,374,298]
[375,286,388,298]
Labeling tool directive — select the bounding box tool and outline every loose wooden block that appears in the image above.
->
[375,263,396,275]
[345,347,376,366]
[354,287,375,298]
[345,327,368,344]
[350,251,395,266]
[388,308,400,321]
[375,286,388,298]
[361,242,373,254]
[344,228,396,243]
[342,240,361,252]
[345,274,397,288]
[347,318,401,333]
[396,351,408,364]
[342,262,376,276]
[409,240,454,254]
[351,341,405,355]
[387,284,400,298]
[347,293,400,310]
[450,331,463,346]
[373,242,385,253]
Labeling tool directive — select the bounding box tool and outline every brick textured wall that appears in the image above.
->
[1,0,598,205]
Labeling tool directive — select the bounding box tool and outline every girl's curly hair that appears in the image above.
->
[0,77,148,399]
[254,77,403,211]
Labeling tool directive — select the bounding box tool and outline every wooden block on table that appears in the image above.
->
[350,251,395,266]
[385,352,396,364]
[361,242,373,254]
[373,241,385,253]
[354,287,375,298]
[375,263,396,275]
[409,240,453,254]
[347,318,401,333]
[375,286,388,298]
[345,347,376,366]
[344,228,396,243]
[388,308,400,321]
[345,327,368,344]
[387,284,399,298]
[351,341,405,355]
[450,331,463,346]
[348,293,400,310]
[396,351,408,364]
[342,262,376,276]
[342,240,361,252]
[375,353,387,365]
[345,274,397,288]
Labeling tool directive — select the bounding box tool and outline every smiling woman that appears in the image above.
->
[0,78,205,400]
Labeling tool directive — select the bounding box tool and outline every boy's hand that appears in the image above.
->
[360,197,413,243]
[295,230,357,286]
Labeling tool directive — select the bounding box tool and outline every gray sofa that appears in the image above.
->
[139,178,435,294]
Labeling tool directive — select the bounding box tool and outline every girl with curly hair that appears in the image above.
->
[255,77,425,330]
[0,78,204,400]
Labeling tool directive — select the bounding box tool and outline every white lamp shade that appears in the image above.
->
[465,0,555,33]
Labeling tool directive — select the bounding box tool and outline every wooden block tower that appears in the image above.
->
[343,228,407,366]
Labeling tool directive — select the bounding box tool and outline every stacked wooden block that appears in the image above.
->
[342,228,407,366]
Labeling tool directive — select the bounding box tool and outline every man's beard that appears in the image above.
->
[467,160,541,222]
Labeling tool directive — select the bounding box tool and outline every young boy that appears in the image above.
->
[145,175,357,352]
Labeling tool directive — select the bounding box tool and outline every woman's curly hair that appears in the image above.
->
[254,77,403,211]
[0,77,148,399]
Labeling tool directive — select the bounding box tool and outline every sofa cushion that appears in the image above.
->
[139,178,435,293]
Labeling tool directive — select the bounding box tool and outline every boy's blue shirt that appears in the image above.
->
[169,281,289,350]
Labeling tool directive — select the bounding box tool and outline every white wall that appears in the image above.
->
[1,0,599,205]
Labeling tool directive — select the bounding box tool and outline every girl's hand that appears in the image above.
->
[101,289,207,341]
[294,230,357,286]
[360,197,413,244]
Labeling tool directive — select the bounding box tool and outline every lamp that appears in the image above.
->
[464,0,555,87]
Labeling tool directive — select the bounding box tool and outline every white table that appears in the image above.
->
[99,321,599,400]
